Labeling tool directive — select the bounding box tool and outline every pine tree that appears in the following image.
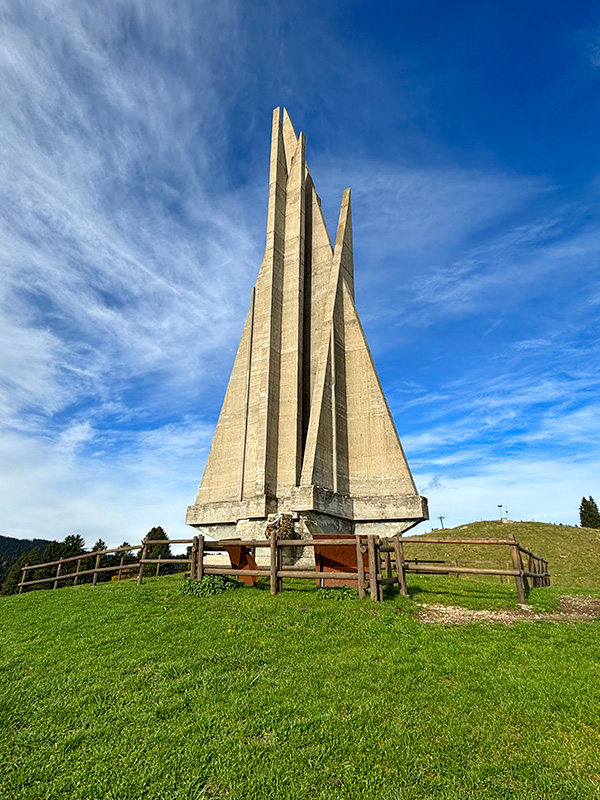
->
[87,539,109,582]
[43,541,64,563]
[62,535,86,558]
[60,534,87,583]
[26,547,45,589]
[39,541,64,583]
[119,542,137,565]
[145,527,173,575]
[580,496,600,528]
[3,547,43,594]
[2,551,31,595]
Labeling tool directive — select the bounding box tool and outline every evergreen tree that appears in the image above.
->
[580,496,600,528]
[0,535,54,585]
[145,527,173,575]
[39,541,64,583]
[43,540,64,563]
[2,551,31,595]
[60,534,87,583]
[89,539,110,581]
[3,547,43,594]
[62,535,86,558]
[26,547,45,589]
[119,542,137,565]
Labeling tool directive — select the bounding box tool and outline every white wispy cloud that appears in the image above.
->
[0,0,263,434]
[1,0,598,546]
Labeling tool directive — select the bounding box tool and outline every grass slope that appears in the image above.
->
[411,520,600,588]
[2,575,600,799]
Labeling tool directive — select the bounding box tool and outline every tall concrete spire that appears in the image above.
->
[186,108,428,539]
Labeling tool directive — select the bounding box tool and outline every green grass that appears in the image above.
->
[2,575,600,799]
[410,519,600,589]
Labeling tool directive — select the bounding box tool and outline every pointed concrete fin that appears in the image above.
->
[340,280,418,497]
[196,299,255,503]
[333,188,354,298]
[282,108,299,175]
[300,322,334,488]
[265,108,288,247]
[276,132,306,490]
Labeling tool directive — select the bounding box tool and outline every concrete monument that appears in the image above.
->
[186,108,428,542]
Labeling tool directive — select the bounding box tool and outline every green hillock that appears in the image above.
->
[410,520,600,588]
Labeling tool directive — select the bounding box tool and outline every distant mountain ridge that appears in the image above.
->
[0,534,54,586]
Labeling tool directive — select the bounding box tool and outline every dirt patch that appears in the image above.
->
[417,595,600,625]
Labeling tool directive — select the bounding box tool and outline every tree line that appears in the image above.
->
[0,534,54,586]
[1,527,174,596]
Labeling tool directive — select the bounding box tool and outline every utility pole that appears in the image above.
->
[498,504,503,519]
[438,515,445,529]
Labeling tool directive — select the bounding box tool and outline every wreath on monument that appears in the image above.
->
[263,512,295,540]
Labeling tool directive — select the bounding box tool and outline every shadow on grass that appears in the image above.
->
[405,575,520,610]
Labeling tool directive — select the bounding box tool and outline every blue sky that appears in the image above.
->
[1,0,599,546]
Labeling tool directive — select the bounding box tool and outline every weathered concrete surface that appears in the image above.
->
[186,108,428,540]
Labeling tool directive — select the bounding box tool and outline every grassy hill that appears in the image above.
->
[410,520,600,588]
[2,573,600,799]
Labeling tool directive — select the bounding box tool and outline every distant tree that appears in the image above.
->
[145,527,173,575]
[0,535,54,586]
[59,535,88,583]
[89,539,110,582]
[26,547,46,589]
[3,547,44,595]
[62,535,86,558]
[119,542,137,565]
[2,551,32,595]
[580,496,600,529]
[38,541,65,583]
[43,541,64,563]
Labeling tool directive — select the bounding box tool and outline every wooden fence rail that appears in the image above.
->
[18,543,145,593]
[183,533,550,603]
[19,533,549,603]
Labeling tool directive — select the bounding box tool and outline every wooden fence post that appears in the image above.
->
[393,536,408,597]
[518,547,530,594]
[73,558,82,586]
[383,540,393,582]
[155,556,162,578]
[92,553,101,586]
[19,565,28,594]
[277,539,283,593]
[53,561,62,590]
[270,532,278,595]
[189,537,196,580]
[197,536,204,582]
[510,543,526,604]
[356,535,366,599]
[367,536,379,601]
[137,540,147,586]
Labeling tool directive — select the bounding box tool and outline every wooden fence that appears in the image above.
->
[18,543,144,592]
[19,534,549,603]
[180,533,549,603]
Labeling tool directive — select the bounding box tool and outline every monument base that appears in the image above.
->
[189,507,426,569]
